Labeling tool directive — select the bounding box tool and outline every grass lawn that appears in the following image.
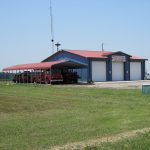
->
[0,82,150,149]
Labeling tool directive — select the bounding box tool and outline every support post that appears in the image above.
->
[19,70,21,84]
[16,70,17,83]
[26,70,28,85]
[45,69,46,84]
[81,68,83,83]
[35,70,37,85]
[5,71,7,83]
[22,70,24,84]
[50,68,52,85]
[40,69,42,85]
[31,69,33,84]
[8,70,10,83]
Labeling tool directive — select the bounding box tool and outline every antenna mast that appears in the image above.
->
[50,0,54,53]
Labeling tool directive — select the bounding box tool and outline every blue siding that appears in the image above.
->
[124,56,130,80]
[46,51,88,65]
[87,59,92,82]
[45,50,89,82]
[141,61,145,80]
[76,68,87,82]
[107,56,112,81]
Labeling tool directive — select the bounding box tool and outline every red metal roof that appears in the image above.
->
[66,50,113,58]
[130,56,145,60]
[66,50,146,60]
[3,60,66,71]
[3,50,147,71]
[42,49,146,62]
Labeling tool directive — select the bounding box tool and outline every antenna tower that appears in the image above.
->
[50,0,54,53]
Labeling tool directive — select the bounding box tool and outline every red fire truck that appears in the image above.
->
[31,70,63,83]
[13,69,79,84]
[13,70,63,83]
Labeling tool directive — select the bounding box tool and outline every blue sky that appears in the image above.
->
[0,0,150,72]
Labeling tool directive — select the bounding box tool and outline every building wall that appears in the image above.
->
[45,51,87,64]
[89,53,145,82]
[90,53,131,82]
[44,51,92,82]
[44,50,146,82]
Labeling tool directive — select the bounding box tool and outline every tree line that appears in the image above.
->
[0,72,15,80]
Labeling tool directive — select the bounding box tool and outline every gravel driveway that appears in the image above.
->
[91,80,150,89]
[57,80,150,89]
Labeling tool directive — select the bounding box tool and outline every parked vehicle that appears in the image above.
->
[31,70,63,83]
[13,70,63,84]
[62,69,79,83]
[13,71,31,83]
[13,69,79,84]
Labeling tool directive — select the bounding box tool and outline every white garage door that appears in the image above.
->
[112,62,124,81]
[92,61,106,82]
[130,62,141,80]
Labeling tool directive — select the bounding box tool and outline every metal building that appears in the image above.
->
[3,49,148,83]
[42,49,147,82]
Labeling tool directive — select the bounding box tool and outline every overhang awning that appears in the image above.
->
[3,60,87,71]
[2,60,66,71]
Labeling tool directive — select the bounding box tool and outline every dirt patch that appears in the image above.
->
[50,127,150,150]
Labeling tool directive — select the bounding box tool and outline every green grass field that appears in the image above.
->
[0,82,150,150]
